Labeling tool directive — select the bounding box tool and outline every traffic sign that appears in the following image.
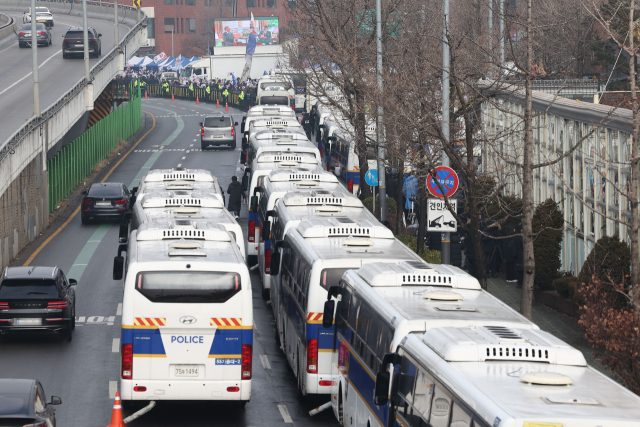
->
[365,169,378,186]
[427,199,457,232]
[427,166,459,198]
[133,0,141,7]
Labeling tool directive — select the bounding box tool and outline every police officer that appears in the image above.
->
[222,87,229,105]
[239,89,245,111]
[162,81,170,98]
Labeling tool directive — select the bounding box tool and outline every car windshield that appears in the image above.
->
[65,31,84,39]
[22,23,45,30]
[88,184,121,197]
[36,7,48,12]
[204,117,231,128]
[0,279,59,299]
[0,395,29,416]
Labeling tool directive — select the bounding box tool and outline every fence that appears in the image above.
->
[142,84,257,111]
[47,82,141,213]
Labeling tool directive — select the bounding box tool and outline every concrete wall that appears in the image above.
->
[0,14,17,50]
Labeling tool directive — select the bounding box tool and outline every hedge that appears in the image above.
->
[363,196,397,215]
[396,234,441,264]
[532,199,563,290]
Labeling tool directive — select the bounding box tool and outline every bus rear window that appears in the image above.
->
[135,272,241,303]
[260,96,289,106]
[320,268,350,290]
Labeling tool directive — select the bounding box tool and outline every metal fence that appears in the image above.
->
[143,84,257,111]
[47,82,141,213]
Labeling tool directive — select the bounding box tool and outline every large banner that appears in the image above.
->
[153,52,167,63]
[214,17,279,47]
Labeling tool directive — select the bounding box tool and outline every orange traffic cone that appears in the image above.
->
[171,93,175,101]
[125,90,129,98]
[144,91,148,98]
[107,392,126,427]
[225,101,228,111]
[196,96,200,104]
[216,99,220,108]
[248,105,251,110]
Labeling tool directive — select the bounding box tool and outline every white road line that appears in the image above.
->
[116,303,122,316]
[112,338,120,353]
[107,315,116,326]
[278,405,293,423]
[109,381,118,399]
[77,316,86,323]
[182,156,186,160]
[0,42,18,55]
[193,139,196,141]
[0,49,62,96]
[260,355,271,370]
[177,163,182,167]
[186,150,190,153]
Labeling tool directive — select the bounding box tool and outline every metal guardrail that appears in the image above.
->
[512,79,599,96]
[0,2,146,166]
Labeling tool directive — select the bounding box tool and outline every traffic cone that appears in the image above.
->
[125,90,129,98]
[225,101,228,111]
[216,99,220,108]
[196,96,200,104]
[171,93,175,101]
[107,392,126,427]
[144,91,148,98]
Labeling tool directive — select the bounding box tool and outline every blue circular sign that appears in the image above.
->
[365,169,379,186]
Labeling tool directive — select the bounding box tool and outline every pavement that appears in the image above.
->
[485,274,615,379]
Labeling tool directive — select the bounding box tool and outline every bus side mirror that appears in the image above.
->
[262,221,271,241]
[250,196,258,212]
[118,223,129,244]
[322,299,335,328]
[241,151,247,164]
[373,371,390,406]
[113,256,124,281]
[131,186,138,196]
[242,175,248,191]
[270,251,281,276]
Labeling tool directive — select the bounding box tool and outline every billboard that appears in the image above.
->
[214,17,279,47]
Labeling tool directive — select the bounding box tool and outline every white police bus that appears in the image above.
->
[268,219,423,397]
[130,192,245,259]
[253,169,344,298]
[244,117,305,148]
[132,168,224,204]
[373,329,640,427]
[113,221,253,407]
[241,107,296,136]
[243,130,315,171]
[320,261,538,427]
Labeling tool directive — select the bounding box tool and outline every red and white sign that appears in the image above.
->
[427,166,459,198]
[153,52,167,63]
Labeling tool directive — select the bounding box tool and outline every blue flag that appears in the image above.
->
[246,33,257,56]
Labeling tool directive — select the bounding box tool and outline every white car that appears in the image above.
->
[23,7,54,28]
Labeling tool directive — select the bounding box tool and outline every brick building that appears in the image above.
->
[141,0,295,56]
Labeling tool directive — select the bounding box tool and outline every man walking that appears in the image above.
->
[227,176,244,219]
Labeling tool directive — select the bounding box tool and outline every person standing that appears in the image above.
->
[502,223,518,282]
[239,89,245,111]
[482,222,500,278]
[227,176,244,219]
[222,87,229,105]
[514,224,524,288]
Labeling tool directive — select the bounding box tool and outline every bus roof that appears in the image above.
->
[263,180,347,198]
[139,191,225,209]
[135,221,232,242]
[354,261,481,289]
[295,218,394,239]
[137,181,221,197]
[266,169,339,184]
[140,168,215,183]
[400,332,640,426]
[255,152,320,165]
[280,190,362,207]
[274,199,376,228]
[247,105,296,116]
[252,129,308,142]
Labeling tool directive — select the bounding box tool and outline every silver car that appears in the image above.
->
[18,23,52,48]
[200,114,238,150]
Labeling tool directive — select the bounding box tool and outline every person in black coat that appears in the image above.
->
[514,223,524,288]
[502,223,518,282]
[227,176,244,218]
[482,222,500,277]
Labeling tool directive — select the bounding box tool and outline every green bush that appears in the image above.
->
[396,234,441,264]
[363,196,397,215]
[532,199,563,290]
[484,195,523,226]
[552,276,579,299]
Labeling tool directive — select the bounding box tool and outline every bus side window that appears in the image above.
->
[449,403,472,427]
[366,317,381,371]
[347,293,360,347]
[336,286,351,336]
[397,356,417,422]
[355,304,371,359]
[428,385,452,427]
[412,369,435,427]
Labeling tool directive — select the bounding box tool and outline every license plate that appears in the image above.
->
[37,19,46,22]
[96,201,111,207]
[174,365,199,377]
[211,135,224,139]
[16,318,42,326]
[75,44,84,48]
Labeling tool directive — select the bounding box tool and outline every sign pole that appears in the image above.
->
[441,0,451,265]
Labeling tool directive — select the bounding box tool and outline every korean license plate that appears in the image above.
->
[95,201,111,207]
[211,135,223,138]
[75,44,84,48]
[174,365,199,377]
[16,318,42,326]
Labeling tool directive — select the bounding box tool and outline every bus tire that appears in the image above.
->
[296,351,305,400]
[338,384,344,424]
[274,323,280,345]
[238,400,248,408]
[262,288,270,300]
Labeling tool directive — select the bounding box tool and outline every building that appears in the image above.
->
[141,0,295,56]
[482,83,636,274]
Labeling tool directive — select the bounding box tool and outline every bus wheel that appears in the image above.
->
[274,323,280,346]
[338,385,344,424]
[262,288,270,300]
[296,351,305,400]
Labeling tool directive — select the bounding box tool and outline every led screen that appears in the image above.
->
[214,17,279,47]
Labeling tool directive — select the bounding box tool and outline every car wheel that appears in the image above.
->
[262,288,270,300]
[81,216,89,225]
[62,52,68,59]
[201,143,207,151]
[230,140,237,149]
[65,325,73,342]
[296,351,305,400]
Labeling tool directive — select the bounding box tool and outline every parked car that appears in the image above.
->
[23,7,54,28]
[81,182,131,224]
[62,27,101,59]
[200,114,238,150]
[18,23,52,48]
[0,379,61,426]
[0,266,76,341]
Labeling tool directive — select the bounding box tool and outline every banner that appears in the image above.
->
[153,52,167,63]
[239,14,257,85]
[239,56,252,85]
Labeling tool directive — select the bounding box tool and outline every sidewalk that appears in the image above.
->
[486,274,615,380]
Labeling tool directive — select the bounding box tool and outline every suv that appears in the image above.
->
[200,114,238,150]
[0,266,77,341]
[62,27,101,59]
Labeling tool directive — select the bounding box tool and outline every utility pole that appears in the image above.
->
[375,0,386,221]
[30,0,39,117]
[207,0,210,55]
[171,28,174,57]
[82,0,90,82]
[114,0,119,47]
[441,0,451,265]
[489,0,492,53]
[499,0,504,65]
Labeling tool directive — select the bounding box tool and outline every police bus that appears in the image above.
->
[241,106,296,135]
[253,170,344,298]
[243,117,305,149]
[256,87,294,109]
[268,219,423,397]
[112,221,253,407]
[133,168,224,204]
[244,130,314,171]
[130,192,245,259]
[320,261,538,427]
[373,330,640,427]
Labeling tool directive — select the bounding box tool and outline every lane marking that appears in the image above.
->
[182,156,186,160]
[0,49,62,96]
[66,225,111,281]
[109,381,118,399]
[107,315,116,326]
[177,163,182,167]
[23,111,157,266]
[260,354,271,370]
[116,303,122,316]
[77,316,86,323]
[0,42,18,55]
[278,405,293,423]
[112,338,120,353]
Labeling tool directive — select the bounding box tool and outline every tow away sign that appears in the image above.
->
[427,199,457,232]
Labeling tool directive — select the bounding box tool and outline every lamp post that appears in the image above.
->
[375,0,386,221]
[441,0,451,265]
[30,0,39,117]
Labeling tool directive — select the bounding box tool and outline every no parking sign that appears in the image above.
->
[427,166,459,198]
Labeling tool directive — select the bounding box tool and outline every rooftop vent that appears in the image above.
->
[520,372,573,386]
[422,291,463,301]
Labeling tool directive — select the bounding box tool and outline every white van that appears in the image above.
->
[113,222,253,406]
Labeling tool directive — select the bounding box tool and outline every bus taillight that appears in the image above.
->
[265,249,271,275]
[242,344,252,379]
[122,344,133,379]
[248,221,255,242]
[307,339,318,373]
[348,179,354,194]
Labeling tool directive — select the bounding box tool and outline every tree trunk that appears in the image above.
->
[397,165,405,234]
[355,88,371,200]
[520,0,536,319]
[417,188,428,254]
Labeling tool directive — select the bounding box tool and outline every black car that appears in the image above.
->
[0,266,76,341]
[0,379,61,426]
[62,26,101,59]
[18,23,52,48]
[81,182,131,224]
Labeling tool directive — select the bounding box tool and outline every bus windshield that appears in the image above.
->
[135,272,241,303]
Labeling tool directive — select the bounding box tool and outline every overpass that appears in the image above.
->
[0,0,146,269]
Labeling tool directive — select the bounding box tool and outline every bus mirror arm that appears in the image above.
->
[261,222,271,241]
[322,300,335,328]
[250,196,258,212]
[381,353,402,367]
[242,175,249,192]
[269,251,281,276]
[373,371,390,406]
[113,255,124,281]
[274,240,284,250]
[326,285,342,300]
[265,210,276,219]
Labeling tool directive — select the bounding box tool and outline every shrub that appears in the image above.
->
[484,195,523,226]
[532,199,563,290]
[552,276,580,301]
[396,234,441,264]
[362,196,397,215]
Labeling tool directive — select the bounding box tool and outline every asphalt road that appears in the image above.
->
[1,98,339,427]
[0,9,131,144]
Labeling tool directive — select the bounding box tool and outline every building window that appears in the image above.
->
[186,0,196,4]
[267,0,276,7]
[225,0,233,6]
[164,18,175,33]
[164,0,174,4]
[186,18,196,34]
[147,17,155,38]
[247,0,256,6]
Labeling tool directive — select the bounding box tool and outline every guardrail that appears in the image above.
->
[0,14,17,43]
[0,0,146,199]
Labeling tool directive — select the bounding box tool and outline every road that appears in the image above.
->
[0,98,339,427]
[0,9,131,144]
